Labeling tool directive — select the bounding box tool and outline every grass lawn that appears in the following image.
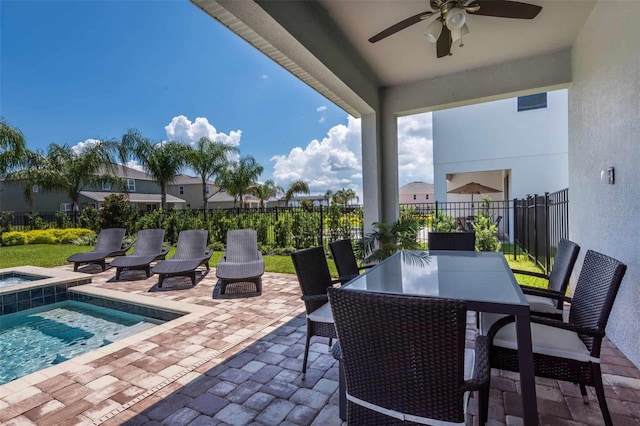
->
[0,245,542,288]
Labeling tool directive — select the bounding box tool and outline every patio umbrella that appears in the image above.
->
[447,181,501,204]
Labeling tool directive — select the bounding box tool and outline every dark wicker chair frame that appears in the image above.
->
[216,229,265,294]
[328,239,373,281]
[484,250,627,426]
[428,231,475,251]
[329,288,489,425]
[111,229,169,280]
[152,230,212,288]
[512,238,580,320]
[67,228,130,271]
[291,246,345,379]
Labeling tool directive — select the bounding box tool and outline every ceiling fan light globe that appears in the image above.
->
[451,23,470,42]
[445,8,466,31]
[423,20,440,43]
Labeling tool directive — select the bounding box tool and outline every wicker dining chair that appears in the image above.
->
[428,231,475,251]
[291,246,344,379]
[512,238,580,319]
[482,250,627,426]
[328,239,373,281]
[329,288,489,425]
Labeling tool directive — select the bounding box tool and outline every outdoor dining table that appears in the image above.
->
[338,249,539,425]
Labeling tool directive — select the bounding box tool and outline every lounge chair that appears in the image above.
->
[67,228,130,271]
[111,229,169,280]
[152,230,212,288]
[215,229,264,294]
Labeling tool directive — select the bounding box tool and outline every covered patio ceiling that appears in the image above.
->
[190,0,596,116]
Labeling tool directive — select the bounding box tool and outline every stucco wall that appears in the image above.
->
[569,2,640,368]
[433,90,569,202]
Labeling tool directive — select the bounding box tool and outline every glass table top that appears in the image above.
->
[344,250,528,307]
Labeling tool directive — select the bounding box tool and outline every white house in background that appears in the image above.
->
[399,181,434,205]
[433,89,568,204]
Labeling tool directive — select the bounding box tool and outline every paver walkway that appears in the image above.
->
[1,262,639,425]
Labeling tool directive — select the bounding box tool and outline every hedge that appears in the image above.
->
[1,228,95,246]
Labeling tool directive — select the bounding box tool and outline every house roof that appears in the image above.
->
[171,174,216,185]
[79,191,186,204]
[97,164,154,181]
[400,181,434,194]
[208,190,260,204]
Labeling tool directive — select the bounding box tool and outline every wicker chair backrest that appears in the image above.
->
[225,229,260,262]
[291,246,333,314]
[547,238,580,294]
[329,239,360,277]
[131,229,165,256]
[428,231,475,251]
[94,228,126,252]
[569,250,627,353]
[173,230,208,260]
[328,288,468,423]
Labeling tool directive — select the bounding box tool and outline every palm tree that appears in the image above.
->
[185,137,237,209]
[323,189,333,206]
[216,155,264,207]
[12,141,121,212]
[122,130,188,210]
[284,179,310,206]
[332,188,359,206]
[0,119,27,176]
[250,179,283,209]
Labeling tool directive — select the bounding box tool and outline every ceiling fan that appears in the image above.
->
[368,0,542,58]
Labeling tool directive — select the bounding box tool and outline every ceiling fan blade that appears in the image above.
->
[436,24,452,58]
[470,0,542,19]
[369,10,433,43]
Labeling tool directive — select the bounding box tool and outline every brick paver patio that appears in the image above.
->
[1,262,639,425]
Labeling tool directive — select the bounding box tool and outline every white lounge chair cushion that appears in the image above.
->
[307,302,334,323]
[525,294,563,315]
[346,348,475,426]
[481,313,597,363]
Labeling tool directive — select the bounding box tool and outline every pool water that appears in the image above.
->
[0,272,46,288]
[0,301,161,385]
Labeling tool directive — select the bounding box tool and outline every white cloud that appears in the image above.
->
[272,115,362,196]
[124,160,145,172]
[271,112,433,200]
[261,74,269,79]
[397,112,433,185]
[71,138,101,155]
[317,105,328,123]
[165,115,241,147]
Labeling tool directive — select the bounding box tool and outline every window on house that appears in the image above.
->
[206,185,210,194]
[517,93,547,112]
[425,194,429,200]
[60,203,71,212]
[102,182,111,191]
[179,186,184,195]
[413,195,417,200]
[126,179,135,192]
[32,185,39,193]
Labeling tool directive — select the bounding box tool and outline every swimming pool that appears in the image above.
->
[0,272,48,288]
[0,300,162,385]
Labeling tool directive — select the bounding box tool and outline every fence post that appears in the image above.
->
[319,205,324,247]
[275,206,278,221]
[533,194,539,267]
[544,192,550,273]
[513,198,517,260]
[435,201,439,218]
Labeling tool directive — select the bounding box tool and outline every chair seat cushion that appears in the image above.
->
[525,294,563,315]
[307,302,334,324]
[481,313,596,363]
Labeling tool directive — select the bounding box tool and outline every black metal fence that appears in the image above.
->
[514,188,569,273]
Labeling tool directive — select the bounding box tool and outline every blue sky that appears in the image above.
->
[1,0,433,195]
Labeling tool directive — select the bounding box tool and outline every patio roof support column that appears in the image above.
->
[362,113,382,234]
[380,104,400,224]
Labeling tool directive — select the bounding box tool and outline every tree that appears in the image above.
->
[250,179,283,209]
[12,141,121,213]
[323,189,333,206]
[332,188,359,206]
[216,155,264,207]
[0,119,27,176]
[185,137,237,210]
[284,179,310,206]
[122,130,189,211]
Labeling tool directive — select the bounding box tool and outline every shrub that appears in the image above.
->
[0,211,14,232]
[54,211,72,229]
[100,194,133,231]
[431,212,457,232]
[79,207,100,232]
[2,231,27,246]
[28,214,45,230]
[26,230,57,244]
[472,215,501,252]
